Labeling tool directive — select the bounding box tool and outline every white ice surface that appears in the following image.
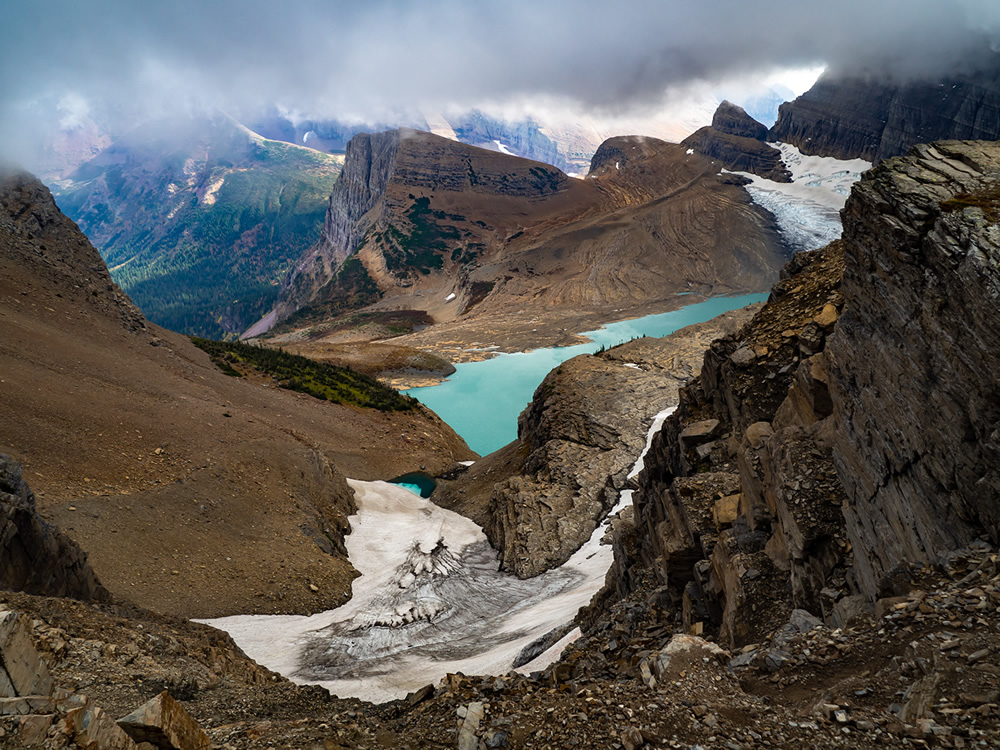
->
[735,143,870,252]
[201,407,677,704]
[492,139,515,156]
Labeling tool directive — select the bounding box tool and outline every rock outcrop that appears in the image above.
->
[827,140,1000,598]
[0,169,145,334]
[266,129,788,342]
[434,307,757,577]
[0,456,110,603]
[0,605,216,749]
[770,69,1000,163]
[603,139,1000,649]
[682,101,791,182]
[609,243,848,646]
[274,130,402,323]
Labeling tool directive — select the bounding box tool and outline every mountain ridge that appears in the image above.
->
[51,115,343,339]
[260,128,788,349]
[770,67,1000,162]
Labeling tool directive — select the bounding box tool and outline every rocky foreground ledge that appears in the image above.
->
[605,140,1000,646]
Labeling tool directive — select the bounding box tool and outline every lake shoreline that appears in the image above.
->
[402,295,766,456]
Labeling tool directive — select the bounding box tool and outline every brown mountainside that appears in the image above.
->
[264,129,787,349]
[4,143,1000,750]
[0,169,473,619]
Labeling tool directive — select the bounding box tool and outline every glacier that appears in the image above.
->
[201,408,675,703]
[735,143,870,252]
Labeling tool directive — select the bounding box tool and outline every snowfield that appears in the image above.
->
[735,143,870,252]
[201,408,675,703]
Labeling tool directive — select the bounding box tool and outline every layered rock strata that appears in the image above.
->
[604,140,1000,648]
[770,69,1000,163]
[0,456,110,603]
[827,140,1000,597]
[682,101,791,182]
[434,307,757,577]
[267,129,787,338]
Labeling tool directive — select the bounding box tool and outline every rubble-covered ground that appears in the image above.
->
[2,542,998,748]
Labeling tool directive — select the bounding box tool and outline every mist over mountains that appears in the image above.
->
[5,0,1000,172]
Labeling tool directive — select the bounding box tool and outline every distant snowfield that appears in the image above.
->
[735,144,871,251]
[201,407,675,703]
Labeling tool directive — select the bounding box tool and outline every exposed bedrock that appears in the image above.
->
[0,455,111,603]
[274,130,402,321]
[433,308,757,578]
[606,244,847,646]
[770,69,1000,163]
[600,140,1000,648]
[826,140,1000,598]
[682,101,791,182]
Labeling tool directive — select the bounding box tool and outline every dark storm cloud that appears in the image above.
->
[3,0,1000,154]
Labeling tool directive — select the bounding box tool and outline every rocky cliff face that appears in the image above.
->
[0,456,110,603]
[433,308,757,577]
[770,69,1000,163]
[447,111,570,172]
[682,101,791,182]
[827,140,1000,598]
[274,130,401,322]
[270,130,787,342]
[603,140,1000,649]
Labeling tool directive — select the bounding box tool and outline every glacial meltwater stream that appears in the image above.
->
[202,294,766,702]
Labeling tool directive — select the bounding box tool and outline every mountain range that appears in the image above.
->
[258,127,785,346]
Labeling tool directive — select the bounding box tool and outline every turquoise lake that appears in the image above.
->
[403,294,766,457]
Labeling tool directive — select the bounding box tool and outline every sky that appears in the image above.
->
[3,0,1000,166]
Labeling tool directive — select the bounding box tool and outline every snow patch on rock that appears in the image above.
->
[736,143,870,252]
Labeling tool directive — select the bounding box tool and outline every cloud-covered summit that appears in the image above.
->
[3,0,1000,164]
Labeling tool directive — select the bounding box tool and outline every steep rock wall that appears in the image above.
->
[0,455,110,602]
[826,140,1000,597]
[601,140,1000,648]
[433,309,756,578]
[682,101,791,182]
[275,130,402,320]
[770,71,1000,163]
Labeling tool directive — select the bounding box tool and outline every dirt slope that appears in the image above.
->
[267,130,786,353]
[0,169,473,619]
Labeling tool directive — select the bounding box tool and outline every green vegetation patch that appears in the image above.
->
[939,185,1000,222]
[380,197,467,276]
[55,122,342,340]
[280,255,383,329]
[191,337,416,411]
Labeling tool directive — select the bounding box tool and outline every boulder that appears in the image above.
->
[117,691,210,750]
[0,609,52,698]
[0,455,111,603]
